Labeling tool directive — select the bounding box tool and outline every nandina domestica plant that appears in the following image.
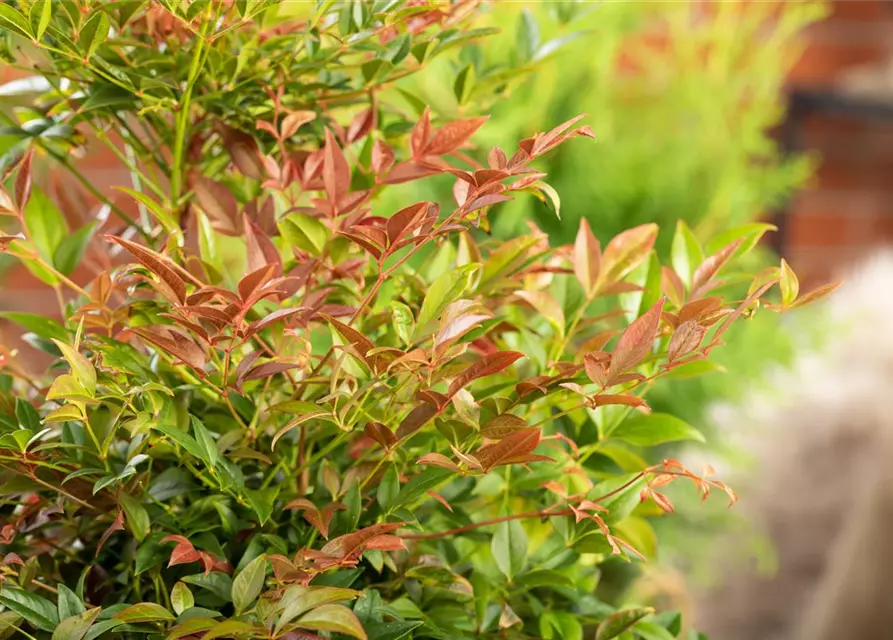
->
[0,1,837,639]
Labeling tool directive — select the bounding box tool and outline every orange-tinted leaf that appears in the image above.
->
[447,351,524,398]
[14,148,32,210]
[417,453,461,472]
[383,161,441,184]
[602,224,658,283]
[281,110,316,139]
[661,267,685,307]
[162,535,201,567]
[323,129,350,205]
[427,490,453,512]
[238,264,277,303]
[241,361,299,383]
[574,218,601,295]
[790,281,840,309]
[106,235,193,303]
[244,214,281,274]
[386,201,435,246]
[372,140,395,176]
[243,308,304,340]
[583,352,609,387]
[410,107,431,158]
[608,298,665,378]
[425,116,488,156]
[668,320,705,362]
[322,314,374,361]
[475,428,545,472]
[346,108,375,143]
[321,522,404,559]
[130,326,207,371]
[593,394,648,408]
[396,403,437,440]
[691,239,744,297]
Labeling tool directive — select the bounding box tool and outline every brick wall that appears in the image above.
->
[782,0,893,286]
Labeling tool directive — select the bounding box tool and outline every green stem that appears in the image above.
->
[170,17,211,207]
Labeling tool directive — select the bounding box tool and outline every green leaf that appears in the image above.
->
[536,182,561,220]
[204,620,262,639]
[153,424,205,460]
[0,312,67,342]
[52,607,101,640]
[24,189,67,262]
[454,64,476,106]
[611,413,705,447]
[231,554,266,615]
[275,586,360,634]
[51,340,96,395]
[477,236,538,292]
[414,263,480,338]
[671,220,703,288]
[83,619,125,640]
[780,258,799,306]
[377,464,399,511]
[0,5,32,39]
[364,620,422,640]
[663,359,725,380]
[53,223,95,276]
[114,187,179,235]
[79,10,110,58]
[391,301,414,346]
[516,8,540,61]
[279,213,329,256]
[393,466,453,507]
[515,569,574,589]
[170,582,193,616]
[57,584,85,621]
[119,493,150,542]
[596,608,654,640]
[362,58,393,84]
[632,621,676,640]
[0,588,59,632]
[491,519,527,581]
[112,602,174,623]
[244,486,279,525]
[190,417,219,468]
[30,0,51,40]
[181,573,233,602]
[15,397,40,431]
[296,604,367,640]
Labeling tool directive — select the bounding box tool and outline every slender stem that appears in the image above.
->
[170,16,211,206]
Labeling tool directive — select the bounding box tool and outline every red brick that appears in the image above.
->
[788,209,853,247]
[789,40,888,85]
[828,0,893,22]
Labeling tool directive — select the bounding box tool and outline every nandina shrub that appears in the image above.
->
[0,1,837,639]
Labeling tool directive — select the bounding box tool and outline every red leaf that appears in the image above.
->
[668,320,706,362]
[691,239,744,297]
[593,394,648,408]
[322,314,374,361]
[583,352,609,387]
[608,298,665,378]
[661,267,685,307]
[347,108,375,143]
[396,403,437,440]
[241,361,299,383]
[220,125,264,180]
[426,491,453,512]
[365,422,397,451]
[425,116,488,156]
[244,214,282,274]
[243,308,305,340]
[465,193,513,213]
[130,325,207,372]
[475,428,544,472]
[323,129,350,205]
[162,535,201,567]
[533,114,587,156]
[321,522,404,559]
[417,453,461,472]
[601,224,658,283]
[574,218,601,294]
[371,140,395,176]
[386,201,435,247]
[191,173,242,236]
[97,509,124,555]
[382,161,441,184]
[106,235,195,303]
[410,107,432,159]
[281,110,317,139]
[238,264,277,303]
[14,148,32,210]
[447,351,524,398]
